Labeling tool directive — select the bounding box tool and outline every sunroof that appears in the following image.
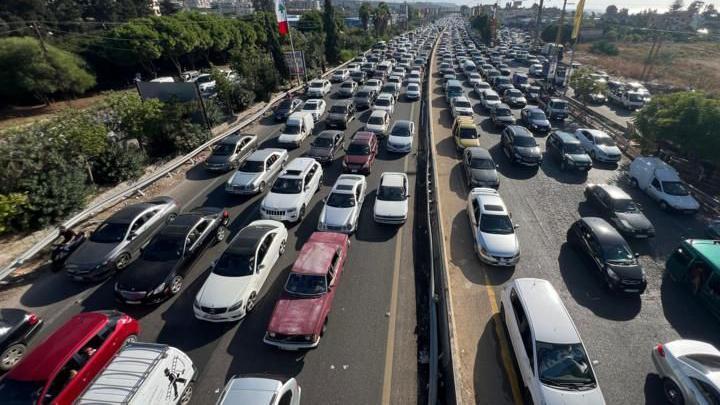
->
[483,204,504,212]
[336,184,354,191]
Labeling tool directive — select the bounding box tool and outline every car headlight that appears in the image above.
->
[229,300,244,312]
[606,267,620,280]
[304,335,314,341]
[618,219,632,231]
[268,332,277,338]
[480,246,488,256]
[193,300,201,309]
[152,282,166,295]
[287,207,297,213]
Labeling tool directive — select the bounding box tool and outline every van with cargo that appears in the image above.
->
[628,156,700,214]
[445,79,464,103]
[278,112,314,147]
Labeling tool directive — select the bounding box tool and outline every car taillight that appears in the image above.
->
[656,343,665,357]
[222,210,229,219]
[27,313,39,325]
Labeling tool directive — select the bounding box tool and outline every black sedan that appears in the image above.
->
[306,130,344,164]
[0,309,42,372]
[584,184,655,238]
[114,207,229,305]
[568,217,646,294]
[273,98,303,122]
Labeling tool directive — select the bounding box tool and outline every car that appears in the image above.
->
[317,175,367,233]
[450,96,474,118]
[406,83,421,100]
[338,80,358,97]
[194,220,288,322]
[473,81,491,96]
[306,79,331,97]
[350,70,367,84]
[652,340,720,405]
[0,309,42,372]
[574,128,622,164]
[326,101,356,129]
[373,93,396,115]
[568,217,646,293]
[466,188,520,266]
[391,68,406,78]
[439,62,455,75]
[467,72,483,86]
[463,147,499,188]
[381,83,401,99]
[374,172,410,224]
[114,207,229,305]
[226,148,288,195]
[452,116,481,151]
[65,197,180,281]
[526,85,542,102]
[519,107,551,134]
[629,156,700,213]
[365,109,391,136]
[365,79,382,93]
[387,75,402,87]
[302,98,327,122]
[260,158,323,223]
[528,63,543,76]
[386,120,415,153]
[501,125,542,167]
[0,311,140,404]
[545,131,592,172]
[331,69,349,83]
[500,278,606,404]
[343,131,378,175]
[216,377,301,405]
[307,130,344,164]
[274,98,303,121]
[584,184,655,238]
[354,87,377,110]
[407,70,422,85]
[502,88,527,108]
[490,103,516,128]
[204,133,257,172]
[480,89,501,110]
[193,73,216,95]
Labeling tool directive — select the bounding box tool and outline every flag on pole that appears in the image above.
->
[571,0,586,40]
[275,0,289,36]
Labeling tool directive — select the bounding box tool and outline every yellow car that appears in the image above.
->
[451,116,481,150]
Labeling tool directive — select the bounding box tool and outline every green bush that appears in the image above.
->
[92,143,147,185]
[590,40,620,56]
[0,193,28,235]
[339,49,355,62]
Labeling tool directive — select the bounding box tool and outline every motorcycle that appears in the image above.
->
[51,233,86,272]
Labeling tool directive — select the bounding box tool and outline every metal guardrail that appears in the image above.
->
[0,56,358,283]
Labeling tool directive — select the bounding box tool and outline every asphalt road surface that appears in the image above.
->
[0,80,424,405]
[430,37,720,405]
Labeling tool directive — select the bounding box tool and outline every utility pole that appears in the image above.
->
[535,0,545,45]
[554,0,569,45]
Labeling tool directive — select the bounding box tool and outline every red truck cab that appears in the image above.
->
[0,311,140,404]
[264,232,350,350]
[343,131,378,175]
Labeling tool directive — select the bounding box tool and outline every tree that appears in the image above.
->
[373,2,391,36]
[101,92,164,149]
[359,3,372,31]
[687,1,704,13]
[605,5,618,16]
[570,67,607,101]
[103,18,163,75]
[160,0,182,15]
[153,14,201,75]
[0,37,95,105]
[635,92,720,164]
[590,39,619,55]
[460,5,469,16]
[470,14,492,44]
[323,0,341,65]
[92,143,146,185]
[670,0,684,12]
[299,10,324,32]
[541,23,573,44]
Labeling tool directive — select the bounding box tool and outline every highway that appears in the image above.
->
[430,30,720,405]
[0,79,423,404]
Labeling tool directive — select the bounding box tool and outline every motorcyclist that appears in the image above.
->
[59,226,80,244]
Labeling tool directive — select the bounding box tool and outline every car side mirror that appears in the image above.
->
[514,224,520,229]
[128,232,137,240]
[635,253,640,258]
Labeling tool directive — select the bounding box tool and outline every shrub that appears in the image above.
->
[590,40,620,56]
[0,193,28,235]
[92,143,147,185]
[339,49,355,62]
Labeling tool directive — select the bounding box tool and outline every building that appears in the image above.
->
[149,0,161,15]
[286,0,321,14]
[215,0,254,15]
[184,0,212,8]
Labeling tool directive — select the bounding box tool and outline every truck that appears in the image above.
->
[541,60,569,86]
[541,43,564,60]
[538,97,570,121]
[277,112,314,147]
[216,377,301,405]
[628,156,700,214]
[608,88,645,110]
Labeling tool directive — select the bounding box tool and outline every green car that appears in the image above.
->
[666,239,720,319]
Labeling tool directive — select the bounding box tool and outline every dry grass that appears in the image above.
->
[574,41,720,94]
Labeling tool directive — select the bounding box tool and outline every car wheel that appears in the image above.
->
[0,343,27,371]
[116,253,131,271]
[660,201,669,211]
[179,382,194,405]
[590,150,596,160]
[214,226,227,244]
[663,378,684,405]
[246,292,257,313]
[170,275,184,295]
[630,177,639,188]
[299,205,306,221]
[321,317,328,336]
[258,181,266,193]
[279,239,287,256]
[123,335,138,346]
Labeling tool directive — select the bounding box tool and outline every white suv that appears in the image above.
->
[501,278,606,404]
[466,187,519,266]
[372,93,396,116]
[306,79,331,97]
[261,158,323,223]
[374,172,409,224]
[317,174,367,233]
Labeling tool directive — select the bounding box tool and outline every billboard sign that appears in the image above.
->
[284,51,306,76]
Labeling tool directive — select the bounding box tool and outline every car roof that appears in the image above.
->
[454,96,470,102]
[158,214,202,237]
[226,223,276,256]
[467,147,491,159]
[553,131,580,144]
[580,217,626,245]
[248,148,284,161]
[333,174,363,191]
[579,128,609,138]
[219,133,253,145]
[508,125,533,137]
[470,188,508,215]
[8,312,109,381]
[369,109,387,117]
[108,203,155,223]
[455,116,475,128]
[317,130,342,138]
[352,132,375,143]
[525,107,544,113]
[513,278,580,344]
[283,157,316,175]
[593,184,631,200]
[377,93,393,100]
[304,99,322,106]
[292,232,347,275]
[393,120,413,128]
[381,172,406,187]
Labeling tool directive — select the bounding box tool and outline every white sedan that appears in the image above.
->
[317,175,367,233]
[331,69,350,83]
[466,188,519,266]
[407,70,422,85]
[386,120,414,153]
[302,99,327,122]
[365,110,390,136]
[574,128,622,163]
[374,172,409,224]
[306,79,331,97]
[372,93,396,116]
[451,96,474,118]
[193,220,288,322]
[652,339,720,405]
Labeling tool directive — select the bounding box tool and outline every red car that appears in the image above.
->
[0,311,140,404]
[343,131,378,175]
[264,232,350,350]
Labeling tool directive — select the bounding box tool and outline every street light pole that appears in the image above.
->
[534,0,545,45]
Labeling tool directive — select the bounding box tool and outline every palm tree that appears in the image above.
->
[373,2,391,35]
[359,2,372,31]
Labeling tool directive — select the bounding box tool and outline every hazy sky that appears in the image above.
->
[422,0,718,14]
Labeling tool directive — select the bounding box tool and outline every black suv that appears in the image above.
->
[568,217,646,294]
[501,125,541,166]
[546,131,592,171]
[490,103,516,128]
[326,101,356,129]
[584,184,655,238]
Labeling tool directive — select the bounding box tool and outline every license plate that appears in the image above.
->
[125,300,141,304]
[625,289,639,293]
[350,169,358,173]
[73,276,84,281]
[635,234,648,239]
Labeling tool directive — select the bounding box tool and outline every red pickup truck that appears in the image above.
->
[264,232,350,350]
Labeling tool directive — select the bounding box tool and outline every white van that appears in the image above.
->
[461,60,477,74]
[278,112,315,147]
[628,156,700,214]
[75,343,196,405]
[216,377,301,405]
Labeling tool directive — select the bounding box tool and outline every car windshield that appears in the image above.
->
[629,94,644,102]
[239,160,265,173]
[391,125,412,137]
[514,136,537,147]
[459,127,478,139]
[341,82,353,88]
[310,82,323,88]
[212,144,234,156]
[408,85,419,91]
[143,236,184,261]
[284,124,300,135]
[329,106,347,114]
[382,85,395,93]
[495,108,512,116]
[455,100,472,108]
[508,90,522,97]
[303,103,319,111]
[480,214,514,234]
[327,192,356,208]
[550,101,568,110]
[271,178,303,194]
[378,184,406,201]
[537,342,597,387]
[376,98,391,107]
[346,143,370,155]
[530,112,546,120]
[662,181,690,196]
[596,136,616,147]
[90,221,129,243]
[196,76,212,84]
[563,144,584,155]
[213,253,254,277]
[603,243,635,263]
[485,94,499,101]
[0,378,45,403]
[470,158,495,169]
[368,116,385,125]
[614,199,640,213]
[356,91,369,98]
[277,100,294,110]
[285,273,327,296]
[312,137,334,148]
